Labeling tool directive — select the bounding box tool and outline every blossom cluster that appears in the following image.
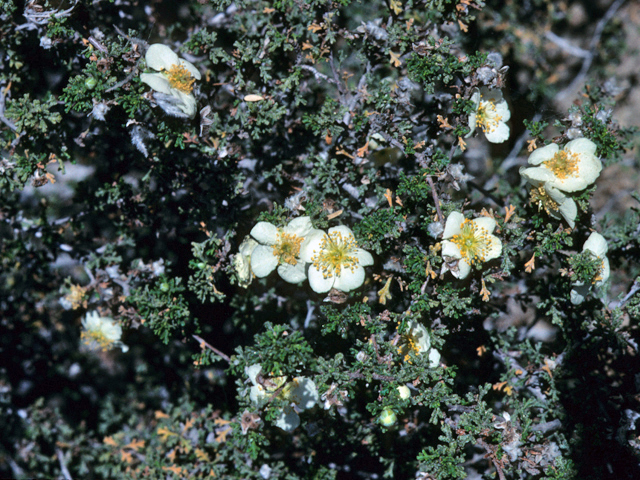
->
[235,217,374,294]
[520,138,602,228]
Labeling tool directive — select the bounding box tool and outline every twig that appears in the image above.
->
[544,31,590,58]
[298,64,337,85]
[348,371,396,382]
[426,175,444,225]
[500,113,542,173]
[557,0,627,101]
[0,84,17,132]
[193,334,231,363]
[57,449,72,480]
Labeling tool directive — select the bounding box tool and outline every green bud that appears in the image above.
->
[85,76,97,90]
[379,407,397,427]
[196,262,206,270]
[160,282,170,292]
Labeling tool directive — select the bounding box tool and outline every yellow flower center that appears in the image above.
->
[272,232,304,265]
[81,329,115,351]
[450,219,492,264]
[543,150,579,180]
[529,186,559,214]
[311,231,359,279]
[592,259,605,284]
[398,334,421,362]
[165,64,196,94]
[476,97,502,133]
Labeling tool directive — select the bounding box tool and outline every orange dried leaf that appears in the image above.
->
[458,136,467,152]
[104,436,118,447]
[504,204,516,223]
[308,23,323,33]
[356,141,369,157]
[124,439,145,451]
[389,51,402,68]
[527,139,537,152]
[524,254,535,273]
[477,345,487,357]
[384,189,393,208]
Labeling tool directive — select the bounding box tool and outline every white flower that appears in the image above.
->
[245,364,318,432]
[379,407,397,427]
[250,217,316,284]
[140,44,201,119]
[397,385,411,400]
[397,320,440,367]
[570,232,610,305]
[81,311,128,352]
[441,211,502,279]
[467,88,510,143]
[233,236,258,288]
[521,138,602,193]
[520,167,578,228]
[301,225,374,293]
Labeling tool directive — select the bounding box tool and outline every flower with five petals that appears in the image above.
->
[441,211,502,279]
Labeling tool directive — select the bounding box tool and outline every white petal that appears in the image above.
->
[428,348,441,368]
[140,73,173,95]
[250,222,278,245]
[484,235,502,261]
[245,364,262,385]
[472,216,497,234]
[175,90,197,118]
[354,248,374,267]
[300,230,326,263]
[290,377,319,410]
[520,166,554,185]
[409,321,430,352]
[467,112,477,137]
[333,265,365,292]
[250,245,278,278]
[250,385,268,406]
[570,284,590,305]
[179,58,201,80]
[457,259,472,279]
[597,256,610,286]
[470,89,481,106]
[583,232,608,257]
[495,100,511,122]
[274,406,299,432]
[277,262,307,284]
[146,44,180,71]
[284,216,313,237]
[556,197,577,228]
[328,225,355,238]
[528,143,558,166]
[566,138,597,156]
[441,240,462,259]
[308,266,335,293]
[443,211,465,239]
[484,122,510,143]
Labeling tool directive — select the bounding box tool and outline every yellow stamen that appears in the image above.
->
[165,64,196,94]
[311,231,359,279]
[81,330,114,351]
[592,259,605,284]
[543,150,579,180]
[450,219,492,264]
[529,186,559,214]
[475,96,502,133]
[272,232,304,265]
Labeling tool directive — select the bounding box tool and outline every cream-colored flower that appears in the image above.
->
[570,232,610,305]
[233,236,258,288]
[301,225,374,293]
[520,167,578,228]
[522,138,601,193]
[397,320,440,367]
[81,311,128,352]
[245,364,318,432]
[441,211,502,279]
[379,407,397,427]
[397,385,411,400]
[140,44,201,119]
[250,217,317,284]
[467,88,510,143]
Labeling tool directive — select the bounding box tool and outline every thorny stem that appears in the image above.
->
[426,175,444,225]
[193,334,231,363]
